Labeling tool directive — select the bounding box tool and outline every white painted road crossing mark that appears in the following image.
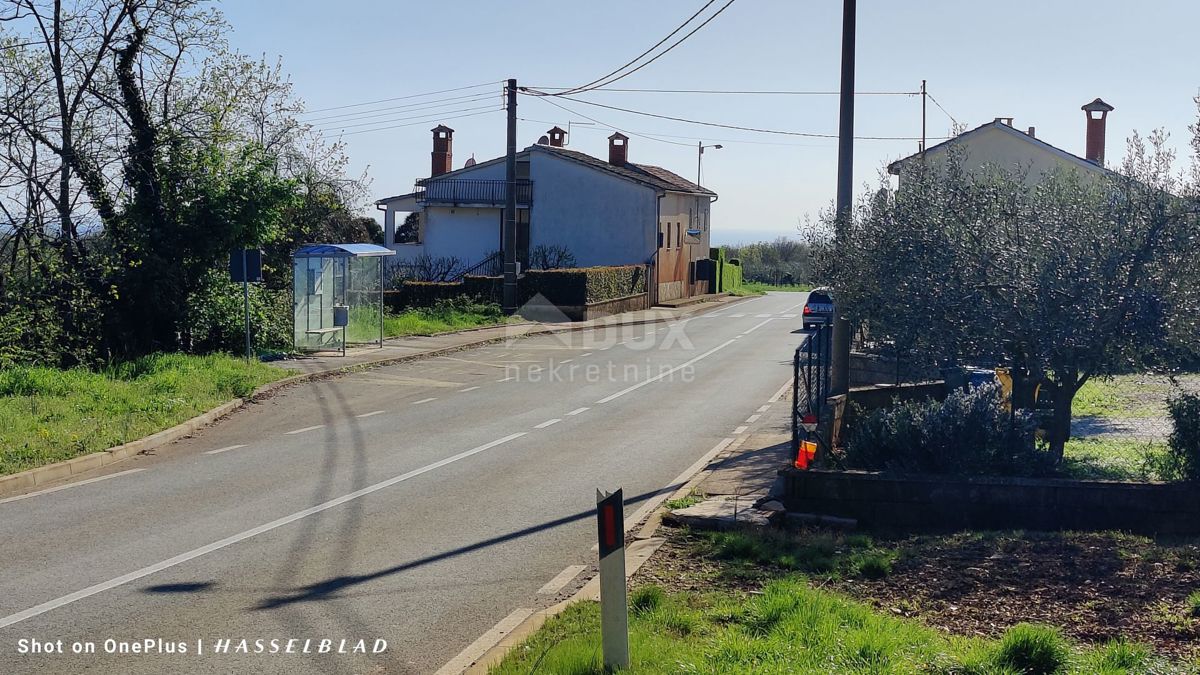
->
[412,397,437,405]
[756,313,772,318]
[284,425,325,435]
[596,339,737,404]
[567,407,589,416]
[355,410,386,419]
[780,313,798,318]
[0,432,529,631]
[459,386,481,392]
[204,444,248,456]
[537,565,587,595]
[0,469,147,505]
[534,419,562,429]
[733,425,748,435]
[745,414,761,424]
[729,313,746,318]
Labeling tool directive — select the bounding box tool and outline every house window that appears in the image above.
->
[664,223,671,249]
[396,211,422,244]
[675,223,681,249]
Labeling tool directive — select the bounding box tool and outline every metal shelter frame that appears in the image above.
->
[292,243,395,356]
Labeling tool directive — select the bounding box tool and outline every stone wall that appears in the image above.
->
[781,468,1200,534]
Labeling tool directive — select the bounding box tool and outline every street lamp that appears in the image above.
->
[697,141,722,186]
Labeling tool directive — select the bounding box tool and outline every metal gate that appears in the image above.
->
[792,324,832,465]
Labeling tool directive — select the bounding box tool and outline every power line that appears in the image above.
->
[317,108,502,138]
[302,93,500,125]
[526,87,920,96]
[311,104,500,132]
[523,91,940,141]
[532,96,695,147]
[517,116,840,148]
[925,91,960,128]
[548,0,738,95]
[303,81,500,114]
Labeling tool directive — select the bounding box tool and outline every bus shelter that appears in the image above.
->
[293,243,394,355]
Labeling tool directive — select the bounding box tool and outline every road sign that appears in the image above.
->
[801,413,818,433]
[596,488,629,670]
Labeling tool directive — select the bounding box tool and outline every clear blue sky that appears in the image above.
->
[223,0,1199,245]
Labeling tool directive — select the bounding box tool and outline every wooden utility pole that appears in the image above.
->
[503,78,518,313]
[830,0,855,397]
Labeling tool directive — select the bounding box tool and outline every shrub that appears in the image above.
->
[851,551,895,580]
[843,382,1054,476]
[1188,590,1200,617]
[1157,392,1200,481]
[629,585,664,615]
[993,623,1069,675]
[187,268,291,353]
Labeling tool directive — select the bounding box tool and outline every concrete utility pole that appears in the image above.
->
[829,0,855,396]
[503,78,518,313]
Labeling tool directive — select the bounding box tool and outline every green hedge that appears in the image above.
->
[385,266,646,312]
[708,247,743,292]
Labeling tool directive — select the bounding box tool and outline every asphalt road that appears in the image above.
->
[0,292,809,674]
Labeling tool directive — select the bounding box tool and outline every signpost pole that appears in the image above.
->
[596,488,629,670]
[242,250,252,361]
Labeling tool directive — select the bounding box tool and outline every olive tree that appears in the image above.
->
[818,130,1200,463]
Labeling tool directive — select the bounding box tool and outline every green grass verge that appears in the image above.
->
[0,353,291,476]
[1073,374,1185,419]
[492,580,1151,674]
[346,301,510,342]
[742,281,812,293]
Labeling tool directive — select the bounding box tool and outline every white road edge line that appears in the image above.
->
[459,386,481,392]
[567,407,589,416]
[204,444,248,456]
[733,425,748,435]
[433,607,534,675]
[412,397,437,405]
[596,338,736,404]
[537,565,587,595]
[0,432,529,631]
[769,378,794,403]
[355,410,386,419]
[439,436,736,675]
[757,404,771,413]
[533,419,561,429]
[284,425,324,435]
[745,414,761,424]
[0,469,147,505]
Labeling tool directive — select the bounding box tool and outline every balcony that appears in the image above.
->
[413,179,532,207]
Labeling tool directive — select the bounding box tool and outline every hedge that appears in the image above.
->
[708,247,743,292]
[384,265,647,312]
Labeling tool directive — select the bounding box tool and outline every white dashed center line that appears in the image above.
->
[356,410,386,419]
[412,398,437,405]
[285,425,325,435]
[534,419,561,429]
[204,444,247,456]
[567,407,589,416]
[580,352,592,357]
[733,425,748,435]
[459,386,480,392]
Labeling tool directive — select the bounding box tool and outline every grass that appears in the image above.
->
[0,353,291,476]
[1188,590,1200,618]
[346,300,510,342]
[663,488,706,511]
[491,579,1152,674]
[701,529,889,581]
[742,281,812,293]
[1060,437,1168,481]
[1073,374,1187,419]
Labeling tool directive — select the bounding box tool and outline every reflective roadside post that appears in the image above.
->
[596,488,629,669]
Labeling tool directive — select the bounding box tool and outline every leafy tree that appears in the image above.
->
[817,131,1200,463]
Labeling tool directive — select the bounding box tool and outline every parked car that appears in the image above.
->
[802,288,834,330]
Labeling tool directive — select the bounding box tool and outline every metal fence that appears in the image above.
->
[792,324,832,465]
[1063,372,1200,481]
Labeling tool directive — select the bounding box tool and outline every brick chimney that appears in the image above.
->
[608,132,628,166]
[547,126,566,148]
[431,125,454,176]
[1081,98,1114,165]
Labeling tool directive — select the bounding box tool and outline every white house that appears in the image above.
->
[888,98,1117,185]
[375,125,717,301]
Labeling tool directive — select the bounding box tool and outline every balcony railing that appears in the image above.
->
[414,179,532,206]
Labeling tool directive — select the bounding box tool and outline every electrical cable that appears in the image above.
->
[316,108,502,138]
[300,92,500,124]
[526,87,920,96]
[523,91,940,141]
[311,104,500,132]
[303,81,500,114]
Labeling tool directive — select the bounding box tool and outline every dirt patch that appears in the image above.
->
[635,525,1200,661]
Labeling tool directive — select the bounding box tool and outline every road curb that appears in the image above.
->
[450,433,756,675]
[0,297,750,500]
